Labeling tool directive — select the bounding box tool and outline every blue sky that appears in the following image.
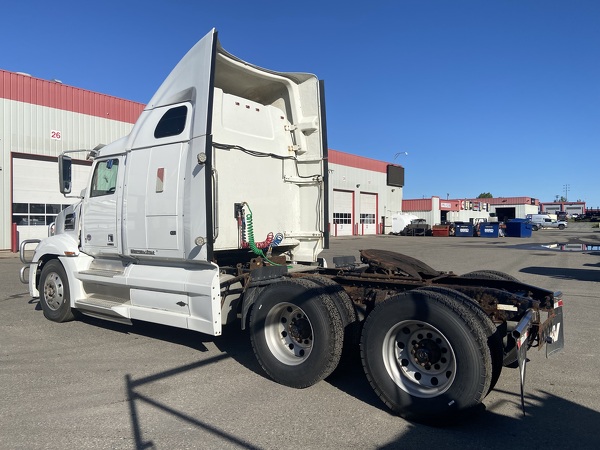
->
[3,1,599,207]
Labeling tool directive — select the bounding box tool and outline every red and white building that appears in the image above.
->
[402,196,541,225]
[328,150,403,236]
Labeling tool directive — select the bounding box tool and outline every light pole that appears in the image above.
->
[393,151,408,160]
[563,184,570,202]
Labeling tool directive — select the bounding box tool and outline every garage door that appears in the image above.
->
[12,156,91,242]
[359,192,377,235]
[332,190,353,236]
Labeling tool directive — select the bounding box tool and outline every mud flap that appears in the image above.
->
[546,300,565,357]
[514,310,534,416]
[516,328,529,415]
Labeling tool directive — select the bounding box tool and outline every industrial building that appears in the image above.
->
[328,150,403,236]
[1,69,405,250]
[401,197,597,227]
[402,196,541,225]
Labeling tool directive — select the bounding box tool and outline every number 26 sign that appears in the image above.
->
[51,130,61,140]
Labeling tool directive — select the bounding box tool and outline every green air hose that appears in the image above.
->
[244,203,282,266]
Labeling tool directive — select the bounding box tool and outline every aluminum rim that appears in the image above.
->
[264,302,314,365]
[382,320,456,398]
[43,271,65,311]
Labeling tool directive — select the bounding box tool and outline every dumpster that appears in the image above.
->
[455,222,474,237]
[432,225,450,237]
[479,222,499,238]
[506,219,533,238]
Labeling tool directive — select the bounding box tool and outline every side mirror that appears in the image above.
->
[58,154,72,194]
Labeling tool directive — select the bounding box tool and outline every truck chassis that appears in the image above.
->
[215,247,563,421]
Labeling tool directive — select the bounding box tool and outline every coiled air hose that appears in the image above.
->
[243,203,283,266]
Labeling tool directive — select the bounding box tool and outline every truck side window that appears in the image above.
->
[154,105,188,138]
[90,159,119,197]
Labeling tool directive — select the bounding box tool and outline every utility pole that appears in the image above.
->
[563,184,570,202]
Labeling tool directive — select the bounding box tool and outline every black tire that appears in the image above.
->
[249,278,344,388]
[461,270,519,282]
[415,287,503,393]
[361,290,492,422]
[558,224,565,230]
[301,275,361,362]
[39,260,75,322]
[301,275,356,326]
[532,225,539,231]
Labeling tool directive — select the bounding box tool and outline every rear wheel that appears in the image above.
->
[249,278,344,388]
[460,270,520,366]
[361,290,492,422]
[415,287,503,392]
[39,260,75,322]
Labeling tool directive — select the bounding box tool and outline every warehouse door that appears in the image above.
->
[12,156,90,243]
[359,192,377,235]
[333,190,353,236]
[494,207,516,223]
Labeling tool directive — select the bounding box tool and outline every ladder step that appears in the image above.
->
[79,269,123,278]
[75,296,131,324]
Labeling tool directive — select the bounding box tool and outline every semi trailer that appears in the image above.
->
[20,29,564,422]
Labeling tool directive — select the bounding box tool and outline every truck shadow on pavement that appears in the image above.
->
[122,336,600,450]
[119,326,385,450]
[520,266,600,282]
[120,321,359,449]
[71,319,274,448]
[377,388,600,449]
[77,315,273,367]
[125,354,264,450]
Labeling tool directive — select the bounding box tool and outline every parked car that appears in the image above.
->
[527,214,567,231]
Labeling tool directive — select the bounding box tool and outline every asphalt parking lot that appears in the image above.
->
[1,225,599,449]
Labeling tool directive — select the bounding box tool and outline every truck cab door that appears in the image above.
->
[81,157,122,256]
[123,29,217,261]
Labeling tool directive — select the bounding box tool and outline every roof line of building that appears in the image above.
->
[329,148,401,173]
[0,69,145,124]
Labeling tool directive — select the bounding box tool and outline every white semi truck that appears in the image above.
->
[20,29,564,423]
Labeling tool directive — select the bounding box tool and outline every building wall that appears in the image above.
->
[403,197,491,225]
[403,197,441,226]
[329,150,403,235]
[0,70,144,250]
[446,210,490,223]
[541,201,586,216]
